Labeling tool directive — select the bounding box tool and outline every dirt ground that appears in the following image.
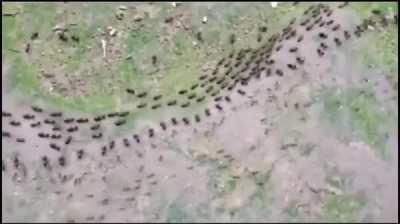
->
[2,2,398,223]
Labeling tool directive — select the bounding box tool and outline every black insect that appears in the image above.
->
[107,141,114,150]
[92,133,103,139]
[51,134,62,139]
[118,111,130,117]
[160,122,167,130]
[319,32,327,39]
[214,96,222,102]
[276,69,284,77]
[326,20,334,25]
[196,96,206,103]
[317,48,325,57]
[9,120,21,127]
[275,45,282,52]
[148,128,154,138]
[50,143,61,151]
[151,104,162,110]
[137,103,147,109]
[300,18,310,26]
[287,64,297,70]
[208,76,217,83]
[178,89,188,95]
[167,100,177,106]
[123,138,130,147]
[2,131,11,138]
[30,121,41,128]
[67,126,78,133]
[71,35,80,42]
[257,33,262,42]
[205,85,214,93]
[126,88,135,95]
[44,119,56,125]
[289,47,298,53]
[332,24,341,31]
[133,134,140,143]
[50,112,62,117]
[77,149,84,160]
[306,24,314,31]
[2,111,12,117]
[170,117,178,126]
[38,132,50,138]
[25,43,31,53]
[196,31,203,42]
[334,37,342,46]
[65,136,73,145]
[31,106,43,113]
[64,118,75,123]
[225,96,231,102]
[199,75,208,81]
[151,55,157,66]
[101,146,107,156]
[52,126,61,131]
[296,57,305,65]
[229,34,236,44]
[344,30,351,40]
[153,95,162,101]
[181,102,190,108]
[320,42,328,50]
[137,92,147,98]
[23,114,35,120]
[58,156,66,167]
[297,35,304,43]
[215,104,223,111]
[182,117,190,125]
[90,124,100,130]
[319,21,326,27]
[16,138,25,143]
[42,156,49,168]
[185,93,196,100]
[76,118,89,123]
[94,115,105,122]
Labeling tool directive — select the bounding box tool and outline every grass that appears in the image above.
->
[318,87,393,159]
[322,192,367,223]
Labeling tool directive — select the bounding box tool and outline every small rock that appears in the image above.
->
[118,5,127,11]
[202,16,208,24]
[109,28,117,37]
[134,14,143,22]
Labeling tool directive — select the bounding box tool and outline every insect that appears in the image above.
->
[319,21,326,27]
[317,48,325,57]
[181,102,190,108]
[296,57,305,65]
[326,20,334,25]
[344,30,351,40]
[100,146,107,156]
[196,96,206,103]
[109,141,115,150]
[92,133,103,139]
[178,89,188,95]
[319,32,327,39]
[187,93,197,100]
[23,114,35,120]
[16,138,25,143]
[289,47,298,53]
[65,136,73,145]
[137,92,147,98]
[44,119,56,125]
[225,96,231,102]
[320,42,328,50]
[64,118,74,123]
[76,118,89,123]
[2,131,11,138]
[229,34,236,44]
[2,111,12,117]
[275,45,282,52]
[287,64,297,70]
[257,33,262,42]
[50,143,61,151]
[199,75,208,81]
[151,104,161,110]
[205,85,214,93]
[297,35,304,42]
[30,121,41,128]
[332,24,341,31]
[90,124,100,130]
[148,129,154,138]
[38,132,50,138]
[196,31,203,42]
[300,19,310,26]
[133,134,140,143]
[334,37,342,46]
[25,43,31,53]
[276,69,284,77]
[58,156,66,167]
[182,117,190,125]
[126,89,135,95]
[167,100,177,106]
[50,112,62,117]
[118,111,130,117]
[67,126,78,133]
[195,114,201,123]
[151,55,157,66]
[160,122,167,130]
[306,24,314,31]
[205,108,211,116]
[42,156,49,168]
[208,76,217,83]
[214,96,222,102]
[31,106,43,113]
[51,134,62,139]
[10,120,21,126]
[94,115,105,122]
[123,138,130,147]
[137,103,147,109]
[215,104,223,111]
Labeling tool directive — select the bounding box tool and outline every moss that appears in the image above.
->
[322,192,367,223]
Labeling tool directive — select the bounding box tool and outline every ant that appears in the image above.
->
[50,143,61,151]
[31,121,41,128]
[215,104,223,111]
[137,103,147,109]
[148,128,154,138]
[65,136,73,145]
[64,118,74,123]
[123,138,130,147]
[151,104,161,110]
[10,120,21,126]
[23,114,35,120]
[167,100,177,106]
[160,122,167,130]
[182,117,190,125]
[287,64,297,70]
[137,92,147,98]
[126,89,135,94]
[50,112,62,117]
[133,134,140,143]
